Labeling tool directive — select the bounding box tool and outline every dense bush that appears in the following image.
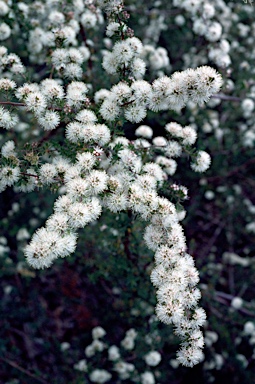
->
[0,0,255,383]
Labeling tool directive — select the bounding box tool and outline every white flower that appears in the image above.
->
[75,154,95,174]
[121,337,135,350]
[118,149,142,173]
[66,81,88,107]
[156,156,177,176]
[105,192,129,212]
[143,163,165,182]
[0,78,16,91]
[0,166,20,191]
[131,57,146,79]
[69,48,84,64]
[205,22,222,42]
[102,52,118,75]
[80,10,97,29]
[176,345,204,367]
[51,48,69,69]
[144,225,165,251]
[106,22,120,37]
[94,89,111,104]
[67,202,93,229]
[25,228,59,269]
[195,66,223,103]
[39,164,57,184]
[244,322,255,335]
[107,345,120,361]
[124,103,147,123]
[193,18,207,36]
[89,369,112,383]
[92,326,106,339]
[165,122,183,138]
[85,344,95,358]
[202,3,215,19]
[154,245,177,268]
[99,98,121,121]
[231,297,243,310]
[0,22,11,41]
[87,170,108,194]
[79,46,90,61]
[144,351,161,367]
[48,10,65,25]
[16,228,30,241]
[1,140,16,158]
[134,138,151,149]
[90,339,106,352]
[16,83,40,100]
[114,361,135,379]
[182,126,197,145]
[93,124,111,146]
[0,107,18,129]
[131,80,152,104]
[38,111,60,130]
[25,92,47,114]
[113,40,134,65]
[135,125,153,139]
[74,359,87,372]
[191,150,211,173]
[0,1,9,16]
[75,109,97,124]
[111,82,131,102]
[60,342,71,352]
[55,233,77,258]
[40,79,64,100]
[152,136,167,147]
[136,174,157,191]
[46,213,70,233]
[66,122,84,143]
[242,98,254,113]
[52,157,71,174]
[192,308,207,327]
[15,168,38,193]
[141,371,155,384]
[64,63,83,79]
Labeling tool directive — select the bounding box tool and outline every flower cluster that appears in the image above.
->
[73,326,161,383]
[0,0,224,367]
[99,64,222,122]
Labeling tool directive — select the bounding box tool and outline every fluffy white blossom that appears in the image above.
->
[135,125,153,139]
[92,326,106,339]
[144,351,161,366]
[141,371,155,384]
[74,359,87,372]
[0,107,18,129]
[39,164,58,184]
[89,369,112,383]
[108,345,120,361]
[191,150,211,172]
[1,140,16,158]
[38,111,60,130]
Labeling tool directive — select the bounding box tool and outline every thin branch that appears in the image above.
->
[0,101,26,107]
[49,65,55,79]
[211,93,243,102]
[124,209,134,261]
[0,100,62,111]
[214,291,255,316]
[0,356,49,384]
[79,23,93,71]
[207,158,255,183]
[20,172,39,178]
